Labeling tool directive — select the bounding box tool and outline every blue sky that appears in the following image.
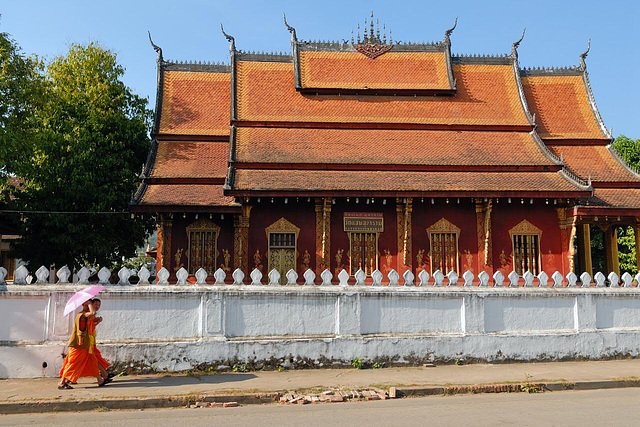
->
[2,0,639,137]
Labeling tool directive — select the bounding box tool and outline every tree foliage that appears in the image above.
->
[0,24,44,176]
[6,40,154,268]
[613,135,640,274]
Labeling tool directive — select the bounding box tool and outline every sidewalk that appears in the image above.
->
[1,359,639,412]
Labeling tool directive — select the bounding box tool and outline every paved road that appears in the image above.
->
[2,388,640,426]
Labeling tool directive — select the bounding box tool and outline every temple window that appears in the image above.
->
[186,219,220,274]
[266,218,300,284]
[427,218,460,274]
[509,220,543,275]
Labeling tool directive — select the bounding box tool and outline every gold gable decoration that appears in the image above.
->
[427,218,461,234]
[186,218,221,233]
[508,220,542,237]
[265,217,300,239]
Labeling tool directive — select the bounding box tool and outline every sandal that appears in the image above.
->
[57,383,73,390]
[98,379,107,387]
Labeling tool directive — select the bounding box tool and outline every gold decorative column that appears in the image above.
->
[604,225,620,276]
[578,223,593,276]
[157,214,172,272]
[475,199,493,271]
[233,200,252,273]
[556,208,577,273]
[396,198,413,271]
[314,198,331,273]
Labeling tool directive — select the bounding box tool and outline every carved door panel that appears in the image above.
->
[350,232,378,275]
[269,248,296,284]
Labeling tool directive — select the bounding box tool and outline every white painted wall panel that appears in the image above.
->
[0,296,48,342]
[484,297,576,333]
[96,295,201,340]
[360,294,463,334]
[225,294,335,337]
[596,297,640,329]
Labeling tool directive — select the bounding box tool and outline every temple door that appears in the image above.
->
[350,232,378,275]
[268,231,296,284]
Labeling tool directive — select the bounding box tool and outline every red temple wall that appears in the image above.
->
[165,214,235,281]
[247,198,317,277]
[411,198,480,275]
[491,202,565,275]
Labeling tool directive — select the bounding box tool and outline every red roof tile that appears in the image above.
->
[150,141,229,179]
[590,189,640,208]
[235,127,556,166]
[548,145,640,183]
[158,71,230,136]
[298,51,451,91]
[236,61,530,126]
[232,169,585,194]
[521,75,607,140]
[140,184,236,207]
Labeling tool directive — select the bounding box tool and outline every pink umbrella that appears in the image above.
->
[63,286,105,316]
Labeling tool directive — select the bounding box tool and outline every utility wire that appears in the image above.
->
[0,210,133,215]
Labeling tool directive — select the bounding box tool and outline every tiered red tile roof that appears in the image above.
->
[132,21,639,213]
[232,170,586,197]
[149,141,229,180]
[298,50,452,92]
[158,71,230,136]
[235,61,531,127]
[521,74,607,140]
[234,128,557,167]
[547,145,640,184]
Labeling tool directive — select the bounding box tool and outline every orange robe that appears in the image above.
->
[59,315,100,383]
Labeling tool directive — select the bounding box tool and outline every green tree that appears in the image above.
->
[9,42,154,268]
[0,22,44,177]
[612,135,640,274]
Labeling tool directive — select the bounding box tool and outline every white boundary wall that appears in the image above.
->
[2,284,640,378]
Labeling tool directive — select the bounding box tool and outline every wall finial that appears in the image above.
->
[444,17,458,44]
[579,39,591,70]
[220,23,235,52]
[511,28,526,58]
[283,13,297,42]
[147,31,163,62]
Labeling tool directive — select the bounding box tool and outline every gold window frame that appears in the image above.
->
[186,219,221,274]
[509,220,543,274]
[427,218,461,275]
[265,218,300,273]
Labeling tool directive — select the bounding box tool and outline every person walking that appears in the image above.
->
[58,299,106,389]
[89,298,111,382]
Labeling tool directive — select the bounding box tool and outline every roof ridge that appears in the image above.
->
[530,131,563,165]
[558,167,592,190]
[164,59,230,66]
[607,144,640,180]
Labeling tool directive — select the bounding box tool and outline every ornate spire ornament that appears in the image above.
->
[511,28,526,58]
[220,23,235,53]
[283,13,297,42]
[444,17,458,44]
[579,39,591,70]
[352,11,392,59]
[147,31,163,62]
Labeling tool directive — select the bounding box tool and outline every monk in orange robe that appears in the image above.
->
[58,300,106,389]
[89,298,111,381]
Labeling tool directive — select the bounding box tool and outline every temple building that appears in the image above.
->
[131,15,640,283]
